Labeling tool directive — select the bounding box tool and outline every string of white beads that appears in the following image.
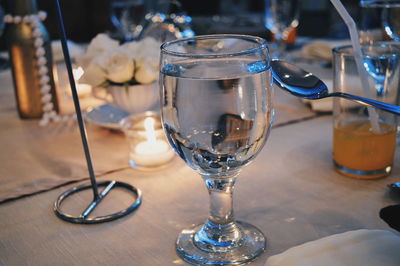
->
[4,11,75,126]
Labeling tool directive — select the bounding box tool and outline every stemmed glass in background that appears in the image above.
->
[359,1,400,146]
[362,42,400,96]
[381,1,400,40]
[109,0,146,41]
[360,0,400,41]
[0,4,4,40]
[160,35,274,265]
[0,4,8,71]
[264,0,300,59]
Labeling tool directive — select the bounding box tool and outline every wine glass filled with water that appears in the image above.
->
[160,35,274,265]
[362,42,400,96]
[265,0,300,58]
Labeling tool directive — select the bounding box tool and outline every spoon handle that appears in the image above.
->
[331,92,400,115]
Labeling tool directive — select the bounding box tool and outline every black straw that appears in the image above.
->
[53,0,99,200]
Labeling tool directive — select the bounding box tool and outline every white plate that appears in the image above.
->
[85,104,129,130]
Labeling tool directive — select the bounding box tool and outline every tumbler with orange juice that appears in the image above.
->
[332,43,400,179]
[333,119,396,179]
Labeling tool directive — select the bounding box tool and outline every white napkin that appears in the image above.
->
[301,40,350,62]
[265,229,400,266]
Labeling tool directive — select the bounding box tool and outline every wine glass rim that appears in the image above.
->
[360,0,400,7]
[333,42,400,56]
[160,34,269,59]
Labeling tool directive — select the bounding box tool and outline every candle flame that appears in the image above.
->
[144,117,156,143]
[73,67,84,81]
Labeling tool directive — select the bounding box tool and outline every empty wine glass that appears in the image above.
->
[264,0,300,59]
[110,0,146,41]
[160,35,274,265]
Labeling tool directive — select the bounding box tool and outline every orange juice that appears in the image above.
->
[333,120,396,179]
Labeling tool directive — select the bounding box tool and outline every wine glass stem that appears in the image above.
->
[194,175,243,252]
[273,37,287,59]
[205,176,236,225]
[375,83,384,96]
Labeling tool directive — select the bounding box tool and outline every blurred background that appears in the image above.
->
[0,0,375,48]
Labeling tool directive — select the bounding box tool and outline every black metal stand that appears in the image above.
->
[53,0,142,224]
[54,181,142,224]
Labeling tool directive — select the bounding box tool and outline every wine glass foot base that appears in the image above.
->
[176,221,266,265]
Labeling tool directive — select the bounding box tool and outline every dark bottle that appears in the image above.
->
[5,0,59,119]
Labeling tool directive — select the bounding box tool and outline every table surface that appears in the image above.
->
[1,59,399,266]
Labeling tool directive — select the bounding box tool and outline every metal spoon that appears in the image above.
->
[388,182,400,192]
[271,60,400,115]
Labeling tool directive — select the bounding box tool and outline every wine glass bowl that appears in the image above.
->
[382,3,400,41]
[360,0,400,41]
[160,35,273,265]
[109,0,146,41]
[264,0,300,58]
[362,42,400,96]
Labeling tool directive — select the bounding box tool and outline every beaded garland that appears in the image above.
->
[4,11,75,126]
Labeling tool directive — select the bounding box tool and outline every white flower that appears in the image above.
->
[102,51,135,83]
[136,37,161,61]
[135,57,158,84]
[86,34,119,56]
[121,41,141,55]
[122,37,160,66]
[76,34,119,69]
[80,35,161,86]
[79,62,106,87]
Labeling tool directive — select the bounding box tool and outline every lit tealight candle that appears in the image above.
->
[121,113,175,169]
[72,66,92,97]
[132,117,174,167]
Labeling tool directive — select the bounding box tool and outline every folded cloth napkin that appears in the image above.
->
[301,40,350,63]
[265,229,400,266]
[380,205,400,233]
[301,41,333,62]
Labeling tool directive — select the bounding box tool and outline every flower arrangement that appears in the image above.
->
[78,34,161,88]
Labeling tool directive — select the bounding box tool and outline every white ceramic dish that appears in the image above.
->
[85,104,129,130]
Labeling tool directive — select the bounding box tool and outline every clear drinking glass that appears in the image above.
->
[160,35,274,265]
[264,0,300,58]
[332,43,400,179]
